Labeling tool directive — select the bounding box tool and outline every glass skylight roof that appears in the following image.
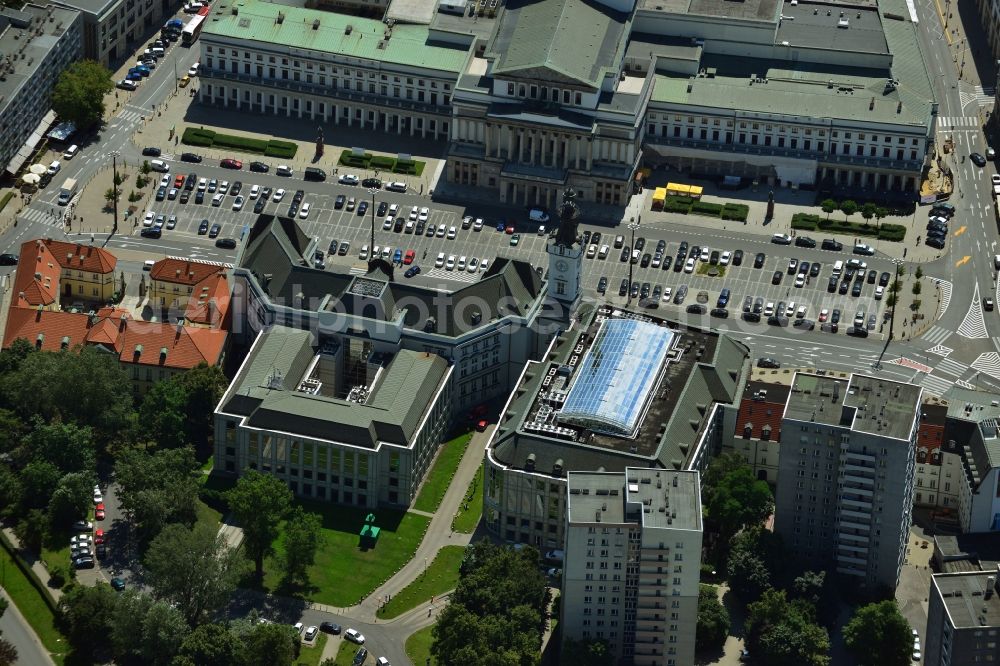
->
[559,319,674,437]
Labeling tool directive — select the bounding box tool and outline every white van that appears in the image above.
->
[149,159,169,172]
[46,160,61,175]
[63,145,79,160]
[528,207,550,223]
[598,244,610,259]
[832,260,844,276]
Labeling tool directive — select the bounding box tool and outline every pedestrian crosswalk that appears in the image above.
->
[424,268,480,283]
[18,206,66,228]
[927,344,952,357]
[957,284,988,339]
[922,325,953,345]
[933,278,952,319]
[937,116,981,128]
[111,110,145,125]
[935,357,969,377]
[974,85,996,104]
[918,372,954,398]
[971,352,1000,381]
[956,379,976,390]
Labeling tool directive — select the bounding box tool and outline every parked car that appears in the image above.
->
[220,158,243,169]
[344,628,366,644]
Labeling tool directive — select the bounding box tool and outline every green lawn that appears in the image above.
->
[293,633,327,666]
[405,625,437,666]
[194,498,222,531]
[262,500,431,607]
[413,434,472,514]
[330,640,366,666]
[379,546,465,619]
[450,466,482,534]
[0,545,67,664]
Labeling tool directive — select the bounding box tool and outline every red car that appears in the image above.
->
[220,158,243,169]
[476,419,488,432]
[505,225,515,235]
[94,528,105,544]
[95,503,105,520]
[403,249,415,265]
[173,174,185,188]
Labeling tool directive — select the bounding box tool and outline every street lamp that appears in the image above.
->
[110,150,121,237]
[872,258,903,371]
[367,168,379,266]
[626,216,640,306]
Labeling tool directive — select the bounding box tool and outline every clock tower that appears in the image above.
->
[546,188,584,311]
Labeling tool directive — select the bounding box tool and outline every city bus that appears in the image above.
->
[182,6,210,46]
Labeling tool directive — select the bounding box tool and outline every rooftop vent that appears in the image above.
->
[312,19,320,29]
[345,24,353,35]
[276,11,285,24]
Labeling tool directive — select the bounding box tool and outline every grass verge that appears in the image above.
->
[0,542,67,664]
[293,633,327,666]
[0,191,13,214]
[413,433,472,513]
[696,263,726,277]
[261,501,431,606]
[405,625,436,666]
[451,466,482,534]
[194,498,222,532]
[378,545,465,619]
[330,639,365,666]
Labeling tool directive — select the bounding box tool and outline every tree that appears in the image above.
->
[915,266,923,279]
[105,186,121,207]
[726,527,785,602]
[57,583,118,660]
[114,447,200,543]
[696,584,730,652]
[562,638,613,665]
[839,199,858,222]
[50,60,113,129]
[886,293,897,307]
[746,589,830,666]
[843,600,913,666]
[280,506,322,587]
[0,465,22,520]
[820,199,838,220]
[702,452,747,493]
[226,471,292,582]
[139,378,188,450]
[13,508,47,554]
[144,522,241,626]
[0,597,14,665]
[47,471,94,528]
[140,601,190,665]
[110,588,153,663]
[242,622,300,666]
[874,207,889,224]
[19,460,61,509]
[704,466,773,540]
[860,203,877,224]
[177,623,245,666]
[139,364,227,455]
[25,420,96,475]
[177,364,227,453]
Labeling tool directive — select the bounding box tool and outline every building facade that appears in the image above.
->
[51,0,176,65]
[0,3,81,175]
[925,568,1000,665]
[484,304,748,551]
[727,380,787,485]
[148,257,230,327]
[563,468,702,666]
[939,389,1000,533]
[197,0,470,142]
[214,324,452,508]
[774,372,921,590]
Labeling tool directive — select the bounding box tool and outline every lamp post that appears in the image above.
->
[872,258,903,371]
[110,150,120,237]
[367,168,379,265]
[626,216,640,306]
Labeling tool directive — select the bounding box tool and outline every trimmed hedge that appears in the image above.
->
[791,213,906,242]
[0,191,13,213]
[721,203,749,221]
[180,128,299,159]
[337,149,426,176]
[660,195,749,221]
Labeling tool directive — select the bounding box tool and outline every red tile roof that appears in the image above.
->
[736,397,784,441]
[150,258,224,286]
[118,320,226,369]
[12,239,117,308]
[3,308,90,352]
[183,273,230,327]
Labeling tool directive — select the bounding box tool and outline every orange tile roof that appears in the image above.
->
[33,239,116,273]
[118,320,226,369]
[150,258,224,287]
[183,273,231,327]
[3,308,91,352]
[12,239,117,308]
[736,397,785,441]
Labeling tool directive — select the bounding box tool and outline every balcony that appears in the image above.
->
[838,520,871,532]
[841,497,873,511]
[840,508,872,521]
[199,69,452,115]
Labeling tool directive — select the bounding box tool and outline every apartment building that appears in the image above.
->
[563,468,702,666]
[231,215,550,414]
[926,567,1000,665]
[11,238,117,308]
[197,0,471,141]
[774,373,921,590]
[0,3,81,175]
[147,257,230,327]
[52,0,174,65]
[727,380,788,484]
[484,304,749,550]
[940,389,1000,532]
[214,324,452,508]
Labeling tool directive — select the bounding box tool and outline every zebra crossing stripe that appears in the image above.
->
[957,284,988,339]
[929,278,952,319]
[919,373,954,397]
[956,380,976,389]
[970,352,1000,381]
[935,358,968,376]
[927,344,952,357]
[937,116,980,127]
[922,325,952,345]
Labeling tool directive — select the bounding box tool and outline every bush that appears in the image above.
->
[198,487,229,515]
[181,128,298,159]
[791,213,820,230]
[48,565,67,589]
[792,213,906,242]
[370,155,395,169]
[721,203,749,221]
[663,196,692,214]
[691,201,724,217]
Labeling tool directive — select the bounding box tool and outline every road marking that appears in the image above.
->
[918,372,954,397]
[955,255,971,267]
[956,379,976,389]
[936,116,977,127]
[935,357,968,376]
[970,352,1000,381]
[957,284,989,338]
[921,325,953,345]
[927,344,952,357]
[889,357,933,373]
[930,278,952,318]
[954,226,967,236]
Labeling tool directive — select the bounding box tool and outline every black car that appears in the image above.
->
[828,276,838,292]
[794,235,817,248]
[971,152,988,167]
[142,147,162,157]
[304,167,327,182]
[293,190,305,204]
[140,227,161,238]
[195,191,205,204]
[793,318,815,330]
[640,253,651,268]
[821,238,843,251]
[879,272,890,287]
[261,187,272,200]
[809,262,821,277]
[253,199,266,214]
[851,281,863,297]
[831,309,841,324]
[686,303,706,315]
[197,219,209,235]
[743,296,753,313]
[757,357,781,368]
[591,232,602,245]
[635,237,646,252]
[732,249,743,266]
[710,308,729,318]
[249,161,270,173]
[335,195,346,209]
[754,253,765,269]
[630,282,640,299]
[0,253,17,266]
[179,190,190,204]
[180,152,202,163]
[709,250,720,264]
[837,280,849,294]
[358,201,369,216]
[339,242,350,255]
[156,187,167,201]
[772,271,782,285]
[674,285,688,304]
[661,256,673,271]
[184,173,196,190]
[743,312,761,323]
[209,223,221,238]
[416,220,426,235]
[768,315,788,327]
[287,204,299,218]
[376,201,388,217]
[362,178,382,189]
[597,277,608,293]
[619,279,628,296]
[926,237,946,249]
[847,326,869,338]
[215,238,237,249]
[655,239,666,254]
[867,270,878,284]
[619,247,630,262]
[320,622,341,635]
[798,261,809,275]
[673,256,684,272]
[230,181,243,197]
[927,228,947,239]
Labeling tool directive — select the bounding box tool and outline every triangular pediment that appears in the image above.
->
[500,65,594,89]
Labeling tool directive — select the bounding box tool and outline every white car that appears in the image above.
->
[874,285,885,300]
[299,203,310,219]
[538,225,546,236]
[467,257,479,272]
[586,245,597,258]
[381,246,391,259]
[388,204,399,217]
[143,211,155,227]
[446,255,456,270]
[661,286,673,302]
[764,302,775,317]
[197,178,207,191]
[436,225,446,238]
[405,220,415,234]
[409,206,418,221]
[992,174,1000,185]
[418,207,429,222]
[684,257,695,273]
[457,256,467,271]
[786,302,796,317]
[796,305,808,319]
[447,226,457,239]
[720,250,731,265]
[93,489,103,504]
[473,218,484,231]
[273,188,285,202]
[338,174,360,185]
[794,275,805,288]
[159,175,170,188]
[359,245,369,260]
[480,258,489,271]
[249,185,260,199]
[435,252,445,268]
[211,194,224,207]
[232,196,245,211]
[293,622,303,634]
[699,247,710,262]
[383,217,394,231]
[344,628,365,644]
[187,62,200,77]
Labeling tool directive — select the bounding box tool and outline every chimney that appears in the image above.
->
[869,97,874,111]
[175,318,184,338]
[119,314,127,331]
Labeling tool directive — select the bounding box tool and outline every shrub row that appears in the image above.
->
[721,203,750,221]
[0,191,13,214]
[337,149,426,176]
[660,196,748,221]
[0,531,59,614]
[791,213,907,242]
[180,128,299,159]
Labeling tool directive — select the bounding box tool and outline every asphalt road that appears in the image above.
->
[0,588,54,666]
